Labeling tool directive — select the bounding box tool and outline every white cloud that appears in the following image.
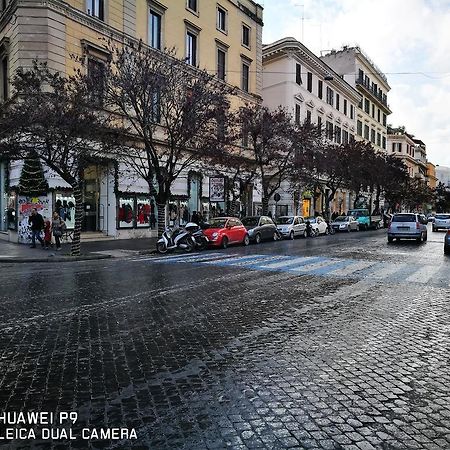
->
[263,0,450,165]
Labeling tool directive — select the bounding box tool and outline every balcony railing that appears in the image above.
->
[356,77,389,107]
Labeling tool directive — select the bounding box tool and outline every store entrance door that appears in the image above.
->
[82,165,100,232]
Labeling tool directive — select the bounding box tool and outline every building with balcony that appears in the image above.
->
[262,37,362,217]
[387,128,428,181]
[0,0,263,242]
[426,162,438,190]
[321,46,391,153]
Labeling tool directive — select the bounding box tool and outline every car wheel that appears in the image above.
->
[302,230,307,238]
[423,233,427,242]
[289,231,295,240]
[254,233,261,244]
[416,234,422,243]
[273,232,279,241]
[221,236,229,249]
[243,234,250,246]
[388,236,394,243]
[445,246,450,255]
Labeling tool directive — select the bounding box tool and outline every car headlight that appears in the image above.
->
[212,232,218,238]
[248,229,254,235]
[340,224,347,228]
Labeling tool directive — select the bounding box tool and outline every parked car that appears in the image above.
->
[276,215,307,239]
[432,213,450,231]
[241,216,279,243]
[305,216,328,235]
[203,217,249,249]
[331,215,359,232]
[348,208,382,230]
[387,213,428,243]
[445,230,450,255]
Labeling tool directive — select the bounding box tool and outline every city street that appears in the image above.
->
[1,225,450,449]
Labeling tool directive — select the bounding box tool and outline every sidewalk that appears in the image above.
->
[0,237,158,263]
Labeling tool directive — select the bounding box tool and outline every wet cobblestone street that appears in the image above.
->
[1,227,450,449]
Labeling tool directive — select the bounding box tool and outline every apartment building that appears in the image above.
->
[321,46,391,153]
[427,162,438,190]
[262,37,362,217]
[387,129,428,180]
[0,0,263,242]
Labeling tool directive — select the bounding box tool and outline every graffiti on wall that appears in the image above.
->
[18,196,52,244]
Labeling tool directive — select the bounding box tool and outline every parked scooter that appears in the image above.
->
[157,226,196,254]
[305,220,319,237]
[185,222,209,251]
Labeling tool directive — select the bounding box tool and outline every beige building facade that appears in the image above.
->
[0,0,263,242]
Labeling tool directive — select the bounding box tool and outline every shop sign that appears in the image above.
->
[209,177,225,202]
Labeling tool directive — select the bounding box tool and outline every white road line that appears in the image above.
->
[405,265,436,284]
[133,252,224,262]
[328,260,377,277]
[258,256,314,269]
[201,254,269,265]
[289,259,339,273]
[368,263,406,280]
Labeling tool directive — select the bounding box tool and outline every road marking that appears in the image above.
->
[255,256,321,270]
[212,254,287,266]
[368,263,406,280]
[134,252,224,262]
[405,265,436,284]
[328,260,377,277]
[288,258,341,274]
[307,259,357,276]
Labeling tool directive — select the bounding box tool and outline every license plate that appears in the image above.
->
[398,226,409,230]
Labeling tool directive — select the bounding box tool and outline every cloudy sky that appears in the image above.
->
[261,0,450,167]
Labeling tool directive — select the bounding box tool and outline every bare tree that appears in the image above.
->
[101,40,233,236]
[0,62,116,255]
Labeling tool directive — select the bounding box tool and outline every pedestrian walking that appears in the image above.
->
[43,218,52,250]
[28,208,45,248]
[52,212,66,251]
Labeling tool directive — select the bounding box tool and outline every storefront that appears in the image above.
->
[0,161,7,233]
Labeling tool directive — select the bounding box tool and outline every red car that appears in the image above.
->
[203,217,250,249]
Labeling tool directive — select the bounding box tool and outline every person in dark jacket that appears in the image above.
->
[28,208,45,248]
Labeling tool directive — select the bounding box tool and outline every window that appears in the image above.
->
[364,124,369,140]
[217,6,227,32]
[318,80,323,99]
[241,62,249,92]
[350,104,354,119]
[326,121,333,140]
[186,31,197,66]
[296,64,302,85]
[371,128,375,143]
[326,87,334,106]
[336,93,340,111]
[87,0,104,21]
[372,104,375,118]
[382,113,387,126]
[149,10,162,49]
[306,110,311,123]
[242,125,249,147]
[87,58,105,106]
[242,25,250,48]
[187,0,198,12]
[357,120,362,136]
[335,126,341,144]
[307,72,312,92]
[295,104,301,125]
[377,132,381,147]
[217,48,226,80]
[317,116,322,133]
[377,108,381,123]
[1,0,7,11]
[342,129,349,144]
[0,54,7,102]
[364,98,370,114]
[398,143,402,153]
[358,68,364,81]
[343,99,347,115]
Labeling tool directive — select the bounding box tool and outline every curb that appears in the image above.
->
[0,254,112,264]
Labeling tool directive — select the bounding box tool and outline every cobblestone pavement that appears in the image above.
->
[1,227,450,449]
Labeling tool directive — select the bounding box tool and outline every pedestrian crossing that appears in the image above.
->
[134,252,449,287]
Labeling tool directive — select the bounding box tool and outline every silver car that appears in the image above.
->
[388,213,428,243]
[432,213,450,231]
[276,215,307,239]
[331,215,359,232]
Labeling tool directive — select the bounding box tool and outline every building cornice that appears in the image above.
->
[263,38,362,104]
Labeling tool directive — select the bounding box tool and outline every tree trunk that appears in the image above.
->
[157,202,166,237]
[70,183,83,257]
[262,196,269,216]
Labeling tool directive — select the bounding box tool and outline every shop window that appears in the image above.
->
[55,194,76,230]
[118,196,135,228]
[136,197,152,228]
[7,191,16,230]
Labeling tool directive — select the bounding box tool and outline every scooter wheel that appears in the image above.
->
[157,242,168,254]
[184,237,195,253]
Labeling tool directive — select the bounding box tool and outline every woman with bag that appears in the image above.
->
[52,212,66,251]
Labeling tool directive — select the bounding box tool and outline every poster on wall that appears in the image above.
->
[209,177,225,202]
[55,194,76,229]
[118,196,135,228]
[17,195,52,244]
[136,197,151,228]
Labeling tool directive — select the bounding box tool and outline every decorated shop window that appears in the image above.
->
[118,196,135,228]
[136,197,151,228]
[6,192,17,230]
[55,194,76,229]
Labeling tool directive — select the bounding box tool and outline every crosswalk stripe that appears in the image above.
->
[328,260,377,277]
[404,265,436,284]
[307,259,357,276]
[138,252,224,263]
[218,255,288,266]
[203,254,277,266]
[369,263,406,280]
[288,258,340,274]
[256,256,323,270]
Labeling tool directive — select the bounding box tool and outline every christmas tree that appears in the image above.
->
[18,151,48,196]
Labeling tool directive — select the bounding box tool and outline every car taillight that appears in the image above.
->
[416,222,420,229]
